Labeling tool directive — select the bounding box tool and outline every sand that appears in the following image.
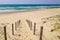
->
[0,8,60,40]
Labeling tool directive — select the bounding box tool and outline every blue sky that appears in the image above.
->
[0,0,60,4]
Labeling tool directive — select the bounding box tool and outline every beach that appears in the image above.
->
[0,8,60,40]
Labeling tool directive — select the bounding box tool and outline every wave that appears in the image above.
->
[0,5,60,13]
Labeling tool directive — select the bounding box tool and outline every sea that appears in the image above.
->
[0,4,60,13]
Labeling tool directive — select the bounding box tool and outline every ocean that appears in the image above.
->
[0,4,60,13]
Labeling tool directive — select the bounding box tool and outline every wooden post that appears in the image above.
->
[30,22,32,30]
[19,20,20,25]
[33,23,36,35]
[4,26,7,40]
[39,26,43,40]
[15,22,17,30]
[17,21,19,30]
[26,20,31,28]
[15,20,20,31]
[12,24,14,35]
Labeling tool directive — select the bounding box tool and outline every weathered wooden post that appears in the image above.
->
[12,24,14,35]
[26,20,32,30]
[18,20,20,25]
[4,26,7,40]
[39,26,43,40]
[15,20,20,31]
[33,23,36,35]
[17,20,20,30]
[18,20,20,26]
[15,22,17,30]
[30,21,32,30]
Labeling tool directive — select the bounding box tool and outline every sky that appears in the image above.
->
[0,0,60,4]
